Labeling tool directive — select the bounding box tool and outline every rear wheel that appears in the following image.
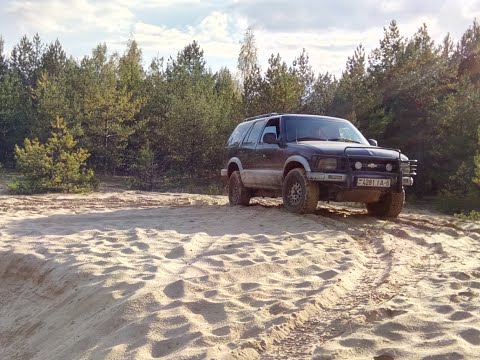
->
[366,189,405,218]
[282,168,319,214]
[228,170,251,206]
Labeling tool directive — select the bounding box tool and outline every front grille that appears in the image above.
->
[348,158,399,173]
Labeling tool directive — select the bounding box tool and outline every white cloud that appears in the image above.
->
[132,0,202,8]
[199,11,230,42]
[6,0,135,34]
[1,0,479,75]
[131,12,239,64]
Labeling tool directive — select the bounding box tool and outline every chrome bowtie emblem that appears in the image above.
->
[367,163,377,168]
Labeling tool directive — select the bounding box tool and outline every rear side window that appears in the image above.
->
[243,120,266,145]
[226,122,252,147]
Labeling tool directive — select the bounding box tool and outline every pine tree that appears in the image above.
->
[262,53,302,112]
[474,127,480,186]
[10,116,94,194]
[118,39,147,170]
[0,71,30,164]
[41,39,67,77]
[0,36,7,77]
[163,42,219,177]
[80,44,142,174]
[291,49,315,112]
[10,34,44,87]
[303,73,337,115]
[242,63,263,116]
[130,141,161,191]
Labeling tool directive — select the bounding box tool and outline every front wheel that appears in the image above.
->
[282,168,319,214]
[228,170,251,206]
[366,189,405,218]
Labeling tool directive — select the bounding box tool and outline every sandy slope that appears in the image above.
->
[0,192,479,360]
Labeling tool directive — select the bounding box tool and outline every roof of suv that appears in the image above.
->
[242,113,350,124]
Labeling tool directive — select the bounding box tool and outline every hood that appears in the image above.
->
[295,141,409,160]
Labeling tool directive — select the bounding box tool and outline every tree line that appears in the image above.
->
[0,21,479,212]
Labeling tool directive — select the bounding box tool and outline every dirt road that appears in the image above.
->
[0,192,479,359]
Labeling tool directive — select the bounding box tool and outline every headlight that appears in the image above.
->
[317,158,337,171]
[386,163,393,172]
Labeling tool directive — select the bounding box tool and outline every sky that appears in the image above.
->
[1,0,480,75]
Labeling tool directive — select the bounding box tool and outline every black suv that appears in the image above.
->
[221,113,417,217]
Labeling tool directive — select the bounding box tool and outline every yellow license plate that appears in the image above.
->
[357,178,391,187]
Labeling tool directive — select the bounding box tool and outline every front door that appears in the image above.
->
[239,119,266,188]
[254,118,283,189]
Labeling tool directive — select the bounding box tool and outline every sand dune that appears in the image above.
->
[0,192,479,359]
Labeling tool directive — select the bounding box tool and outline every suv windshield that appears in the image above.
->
[284,116,369,145]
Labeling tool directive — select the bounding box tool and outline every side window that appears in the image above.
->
[243,120,266,145]
[226,122,252,147]
[260,118,280,143]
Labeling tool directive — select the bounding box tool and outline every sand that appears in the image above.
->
[0,191,479,360]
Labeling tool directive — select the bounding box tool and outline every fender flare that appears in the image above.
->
[227,157,244,175]
[283,155,311,177]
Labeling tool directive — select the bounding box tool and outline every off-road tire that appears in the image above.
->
[282,168,319,214]
[366,188,405,218]
[228,171,251,206]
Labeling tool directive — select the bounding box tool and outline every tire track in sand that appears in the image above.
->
[259,226,393,359]
[249,207,445,360]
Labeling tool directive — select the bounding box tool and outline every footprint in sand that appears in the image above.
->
[373,354,395,360]
[151,332,202,358]
[433,304,455,314]
[212,326,230,336]
[421,352,464,360]
[103,265,131,274]
[164,279,184,299]
[132,241,149,251]
[121,248,135,255]
[286,249,303,256]
[459,328,480,345]
[449,311,473,321]
[340,338,375,348]
[319,269,339,280]
[240,283,259,291]
[451,271,471,281]
[165,246,185,259]
[143,264,158,273]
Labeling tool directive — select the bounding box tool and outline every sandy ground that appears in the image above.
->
[0,191,479,360]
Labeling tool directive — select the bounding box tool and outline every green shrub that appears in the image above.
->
[455,210,480,221]
[437,195,480,214]
[9,116,95,194]
[128,141,161,191]
[438,161,480,214]
[7,180,41,195]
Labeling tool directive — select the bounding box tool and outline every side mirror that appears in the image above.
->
[263,133,278,144]
[368,139,378,147]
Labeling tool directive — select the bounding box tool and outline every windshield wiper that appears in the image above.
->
[327,138,362,144]
[296,136,328,142]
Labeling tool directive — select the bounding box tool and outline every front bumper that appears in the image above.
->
[307,171,414,190]
[307,172,347,182]
[309,147,417,191]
